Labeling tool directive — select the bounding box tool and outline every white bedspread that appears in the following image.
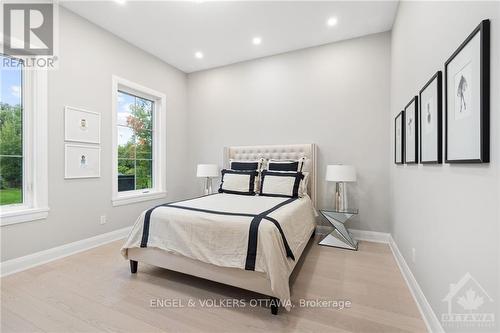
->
[121,193,316,309]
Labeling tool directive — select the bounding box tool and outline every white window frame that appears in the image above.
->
[0,57,49,226]
[111,75,166,206]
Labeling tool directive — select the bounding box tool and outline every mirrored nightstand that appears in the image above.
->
[319,209,358,250]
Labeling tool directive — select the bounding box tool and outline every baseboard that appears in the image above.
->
[349,228,391,243]
[0,226,132,277]
[388,236,444,333]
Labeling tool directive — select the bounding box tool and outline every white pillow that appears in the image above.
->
[259,171,305,198]
[218,169,257,195]
[299,172,309,197]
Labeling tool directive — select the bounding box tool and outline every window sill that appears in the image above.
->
[112,191,167,207]
[0,207,50,227]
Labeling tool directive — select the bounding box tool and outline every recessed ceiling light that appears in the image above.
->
[114,0,126,4]
[195,51,204,59]
[252,37,262,45]
[327,17,338,27]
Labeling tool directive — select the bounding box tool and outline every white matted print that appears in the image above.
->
[65,144,101,179]
[419,71,442,164]
[65,106,101,144]
[404,97,418,164]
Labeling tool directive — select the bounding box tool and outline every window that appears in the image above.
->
[0,55,49,225]
[0,56,23,206]
[112,76,166,206]
[117,91,153,192]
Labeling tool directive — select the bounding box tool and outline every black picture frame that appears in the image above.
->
[419,71,442,164]
[394,111,405,165]
[404,97,418,164]
[444,19,490,163]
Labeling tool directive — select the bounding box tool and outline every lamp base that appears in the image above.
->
[204,177,213,195]
[334,182,348,211]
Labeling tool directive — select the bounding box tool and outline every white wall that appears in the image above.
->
[0,8,189,261]
[390,1,499,329]
[187,32,392,232]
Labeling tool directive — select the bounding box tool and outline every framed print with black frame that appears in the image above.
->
[445,19,490,163]
[404,97,418,164]
[419,71,442,164]
[394,111,405,165]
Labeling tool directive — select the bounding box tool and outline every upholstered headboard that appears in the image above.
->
[223,144,317,207]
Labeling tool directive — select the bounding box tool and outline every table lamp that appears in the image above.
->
[326,165,357,211]
[197,164,219,195]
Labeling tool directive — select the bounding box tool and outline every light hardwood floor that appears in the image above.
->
[1,237,426,333]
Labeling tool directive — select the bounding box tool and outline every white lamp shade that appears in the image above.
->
[326,165,356,182]
[196,164,219,178]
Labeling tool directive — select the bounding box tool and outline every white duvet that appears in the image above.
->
[121,193,316,309]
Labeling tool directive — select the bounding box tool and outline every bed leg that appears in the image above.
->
[270,297,278,315]
[130,260,138,274]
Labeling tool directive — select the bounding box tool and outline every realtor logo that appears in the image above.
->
[3,3,54,56]
[441,272,495,328]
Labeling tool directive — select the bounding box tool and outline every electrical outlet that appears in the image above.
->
[100,215,107,225]
[411,248,416,263]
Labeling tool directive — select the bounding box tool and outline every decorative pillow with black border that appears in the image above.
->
[259,170,305,198]
[267,157,306,172]
[218,169,258,195]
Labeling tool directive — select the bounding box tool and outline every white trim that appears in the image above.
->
[0,226,132,277]
[388,235,444,333]
[0,207,49,226]
[0,58,49,226]
[111,75,167,206]
[112,191,167,207]
[349,228,391,243]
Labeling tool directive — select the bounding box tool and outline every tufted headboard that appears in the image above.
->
[223,144,317,207]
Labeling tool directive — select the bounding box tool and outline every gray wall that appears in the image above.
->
[390,1,499,329]
[1,8,189,261]
[186,32,392,232]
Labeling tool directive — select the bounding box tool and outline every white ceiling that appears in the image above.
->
[62,1,398,73]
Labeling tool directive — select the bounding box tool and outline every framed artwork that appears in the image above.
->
[419,71,442,164]
[404,97,418,164]
[394,111,405,165]
[65,106,101,144]
[65,144,101,179]
[445,19,490,163]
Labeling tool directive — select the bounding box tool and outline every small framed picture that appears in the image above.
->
[404,97,418,164]
[419,71,442,164]
[65,106,101,144]
[394,111,405,165]
[445,20,490,163]
[65,144,101,179]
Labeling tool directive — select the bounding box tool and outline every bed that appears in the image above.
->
[121,144,317,314]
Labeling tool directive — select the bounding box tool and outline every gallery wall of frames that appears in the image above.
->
[394,19,490,165]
